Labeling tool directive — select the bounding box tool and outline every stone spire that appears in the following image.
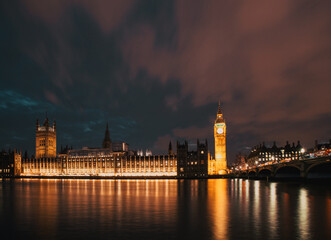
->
[216,100,224,123]
[102,123,112,148]
[43,112,49,127]
[36,119,39,131]
[217,99,222,115]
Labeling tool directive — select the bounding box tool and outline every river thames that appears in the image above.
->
[0,179,330,240]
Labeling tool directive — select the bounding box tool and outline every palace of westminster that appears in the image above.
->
[0,104,228,178]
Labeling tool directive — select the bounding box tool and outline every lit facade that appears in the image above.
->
[21,153,177,177]
[247,141,305,167]
[209,103,227,175]
[22,120,177,177]
[35,117,56,158]
[18,108,226,178]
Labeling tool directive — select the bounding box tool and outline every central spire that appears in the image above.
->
[44,112,49,126]
[102,123,112,148]
[217,100,222,115]
[216,100,224,123]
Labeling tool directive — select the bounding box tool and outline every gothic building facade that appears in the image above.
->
[21,121,177,177]
[177,140,208,178]
[35,116,56,158]
[208,102,227,175]
[11,103,228,178]
[247,141,305,166]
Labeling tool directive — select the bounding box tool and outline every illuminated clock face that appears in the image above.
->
[217,128,223,134]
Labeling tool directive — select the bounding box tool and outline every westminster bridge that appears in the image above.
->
[229,155,331,179]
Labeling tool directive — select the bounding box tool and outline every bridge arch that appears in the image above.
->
[275,165,301,178]
[306,161,331,179]
[248,170,257,177]
[257,168,272,177]
[238,171,248,177]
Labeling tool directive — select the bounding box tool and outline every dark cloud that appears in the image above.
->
[22,0,135,32]
[0,0,330,162]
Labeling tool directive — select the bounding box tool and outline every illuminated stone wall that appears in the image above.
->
[21,154,177,177]
[35,118,56,159]
[212,104,227,175]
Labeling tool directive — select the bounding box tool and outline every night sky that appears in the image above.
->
[1,0,330,163]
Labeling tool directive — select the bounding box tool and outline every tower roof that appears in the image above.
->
[217,100,222,115]
[43,113,49,126]
[215,101,224,123]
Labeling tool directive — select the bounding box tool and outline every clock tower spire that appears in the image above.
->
[214,102,227,174]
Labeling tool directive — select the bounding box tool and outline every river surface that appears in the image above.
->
[0,179,330,240]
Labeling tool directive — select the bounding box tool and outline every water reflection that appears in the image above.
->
[253,180,261,236]
[269,183,278,239]
[298,188,310,240]
[0,179,330,240]
[208,179,228,240]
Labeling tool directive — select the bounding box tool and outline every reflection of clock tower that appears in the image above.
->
[214,102,227,174]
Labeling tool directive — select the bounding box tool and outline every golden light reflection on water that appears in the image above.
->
[208,179,228,240]
[245,180,249,200]
[36,179,59,239]
[298,188,310,240]
[2,179,331,240]
[14,179,179,237]
[269,183,278,239]
[253,181,261,235]
[282,192,290,239]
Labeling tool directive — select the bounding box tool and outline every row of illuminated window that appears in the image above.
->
[25,158,175,163]
[23,162,176,168]
[68,155,175,160]
[259,152,300,156]
[65,159,175,164]
[186,160,205,165]
[258,156,300,161]
[39,139,54,146]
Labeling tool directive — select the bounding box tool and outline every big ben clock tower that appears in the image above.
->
[214,102,227,174]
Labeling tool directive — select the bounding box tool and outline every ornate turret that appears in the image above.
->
[102,123,112,149]
[35,115,56,158]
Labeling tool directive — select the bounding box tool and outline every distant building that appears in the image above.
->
[306,139,331,157]
[0,149,21,177]
[112,142,129,152]
[312,139,331,152]
[247,141,305,166]
[177,140,208,178]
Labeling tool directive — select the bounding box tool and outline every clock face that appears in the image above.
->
[217,128,223,134]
